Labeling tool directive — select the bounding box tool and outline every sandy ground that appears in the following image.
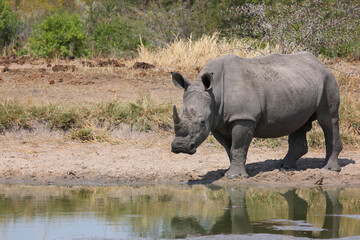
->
[0,123,359,187]
[0,56,359,186]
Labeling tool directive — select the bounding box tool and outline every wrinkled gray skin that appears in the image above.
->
[171,52,343,178]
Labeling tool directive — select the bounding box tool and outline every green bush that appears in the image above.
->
[223,0,360,57]
[28,11,88,58]
[5,0,360,58]
[92,16,146,56]
[0,100,29,131]
[71,128,95,141]
[48,109,79,130]
[0,0,20,54]
[15,47,29,56]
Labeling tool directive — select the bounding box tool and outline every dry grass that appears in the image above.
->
[0,96,172,142]
[336,72,360,91]
[136,33,271,68]
[333,70,360,148]
[339,93,360,147]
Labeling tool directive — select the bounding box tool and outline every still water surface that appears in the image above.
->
[1,184,360,239]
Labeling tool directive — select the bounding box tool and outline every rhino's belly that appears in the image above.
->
[253,110,314,138]
[253,81,318,138]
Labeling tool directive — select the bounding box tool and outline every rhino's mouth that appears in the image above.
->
[171,148,196,155]
[188,147,196,155]
[171,144,196,155]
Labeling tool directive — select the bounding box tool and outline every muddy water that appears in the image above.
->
[0,184,360,239]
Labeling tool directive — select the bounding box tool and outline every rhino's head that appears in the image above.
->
[171,72,214,155]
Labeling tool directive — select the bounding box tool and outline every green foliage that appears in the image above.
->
[94,96,172,131]
[71,128,95,141]
[79,1,150,56]
[0,0,20,54]
[224,0,360,57]
[28,11,88,58]
[14,47,28,56]
[139,1,232,45]
[48,108,79,130]
[7,0,360,58]
[0,97,172,140]
[92,16,146,57]
[0,100,29,131]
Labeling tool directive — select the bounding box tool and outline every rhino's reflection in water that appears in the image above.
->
[0,184,360,239]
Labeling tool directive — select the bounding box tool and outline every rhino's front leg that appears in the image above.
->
[225,120,255,179]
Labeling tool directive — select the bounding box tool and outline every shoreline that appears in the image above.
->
[1,132,359,187]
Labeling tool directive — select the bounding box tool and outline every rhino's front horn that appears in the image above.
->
[173,105,181,125]
[173,105,188,136]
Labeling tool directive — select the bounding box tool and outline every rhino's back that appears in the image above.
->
[220,53,328,137]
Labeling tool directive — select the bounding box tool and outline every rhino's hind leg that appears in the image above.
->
[281,127,309,170]
[316,74,343,172]
[317,113,343,171]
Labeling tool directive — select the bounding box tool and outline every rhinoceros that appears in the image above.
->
[171,52,343,178]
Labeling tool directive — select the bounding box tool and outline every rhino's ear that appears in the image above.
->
[201,72,213,91]
[171,72,191,90]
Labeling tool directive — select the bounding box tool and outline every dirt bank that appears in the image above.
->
[0,126,359,186]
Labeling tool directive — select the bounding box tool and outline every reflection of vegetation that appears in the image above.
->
[1,185,360,238]
[339,188,360,237]
[0,184,228,238]
[245,187,288,222]
[296,188,326,237]
[171,216,207,238]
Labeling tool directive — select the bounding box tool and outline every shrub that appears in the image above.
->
[71,128,95,141]
[48,108,79,130]
[0,0,20,54]
[14,47,29,56]
[28,11,88,58]
[0,100,29,131]
[92,16,146,57]
[224,0,360,57]
[141,1,221,46]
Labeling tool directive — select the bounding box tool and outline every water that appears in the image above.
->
[0,184,360,240]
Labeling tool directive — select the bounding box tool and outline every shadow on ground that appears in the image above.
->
[188,157,355,184]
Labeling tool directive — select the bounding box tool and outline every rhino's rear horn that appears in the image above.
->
[173,105,181,125]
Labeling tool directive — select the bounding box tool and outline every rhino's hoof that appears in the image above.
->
[283,165,297,171]
[323,163,341,172]
[225,172,249,179]
[279,161,297,170]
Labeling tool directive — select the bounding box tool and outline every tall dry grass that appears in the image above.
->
[136,33,272,68]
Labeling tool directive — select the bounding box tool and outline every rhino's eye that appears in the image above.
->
[189,108,197,116]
